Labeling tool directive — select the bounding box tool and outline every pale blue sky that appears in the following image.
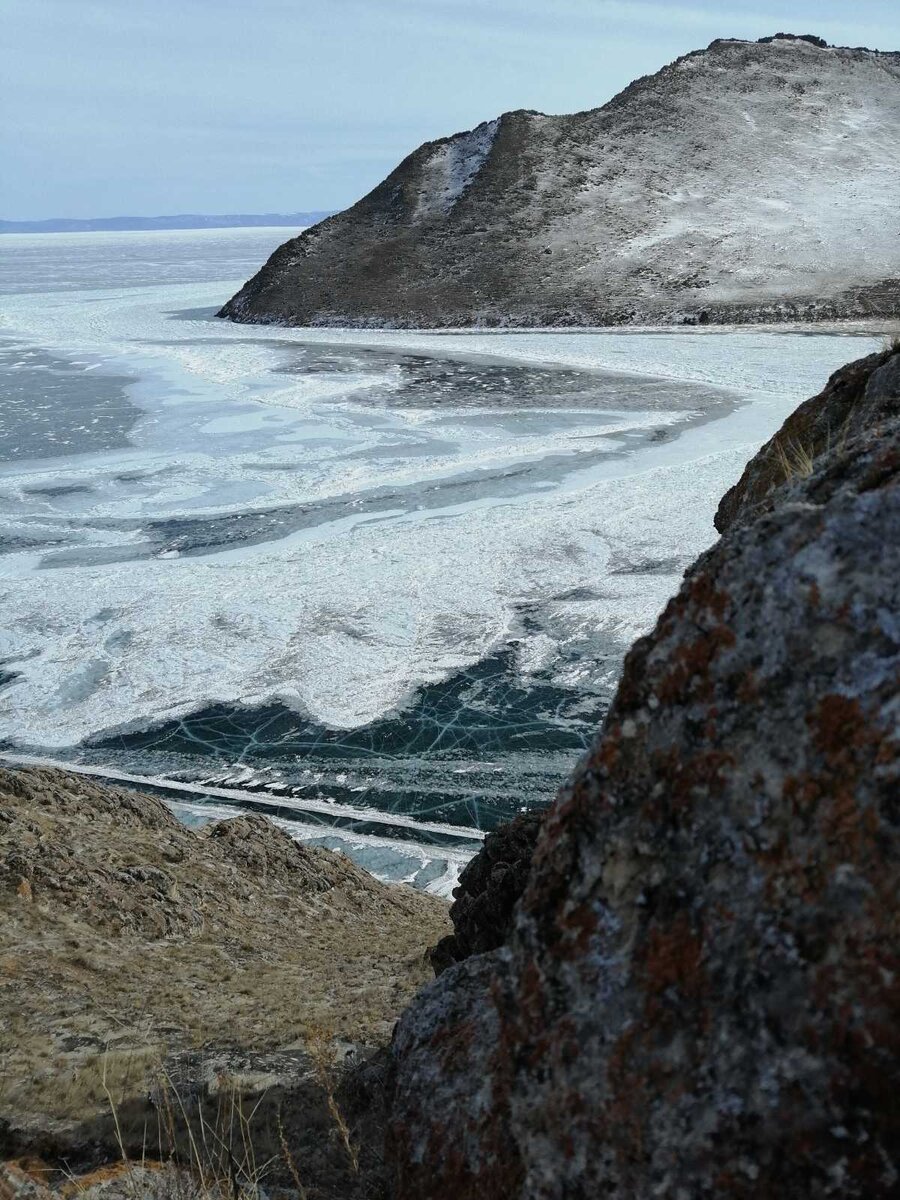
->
[3,0,900,218]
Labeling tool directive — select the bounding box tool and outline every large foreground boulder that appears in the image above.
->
[389,348,900,1198]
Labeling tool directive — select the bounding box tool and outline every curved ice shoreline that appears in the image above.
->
[0,281,876,746]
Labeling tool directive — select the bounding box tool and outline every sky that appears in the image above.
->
[3,0,900,219]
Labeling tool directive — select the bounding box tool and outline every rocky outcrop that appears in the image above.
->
[0,765,448,1195]
[716,341,900,532]
[388,347,900,1197]
[430,811,543,975]
[220,36,900,328]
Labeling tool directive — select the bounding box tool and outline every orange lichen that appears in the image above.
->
[736,669,761,703]
[639,913,705,998]
[655,623,737,707]
[783,771,824,812]
[811,694,868,761]
[822,788,879,862]
[60,1163,166,1197]
[652,746,735,810]
[685,574,731,622]
[555,901,600,960]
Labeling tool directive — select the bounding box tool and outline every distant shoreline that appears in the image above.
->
[0,212,333,234]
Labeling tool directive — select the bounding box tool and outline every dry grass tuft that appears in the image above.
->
[75,1032,363,1200]
[773,436,816,481]
[276,1116,308,1200]
[305,1026,360,1176]
[94,1049,275,1200]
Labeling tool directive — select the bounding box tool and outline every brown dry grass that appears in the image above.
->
[0,766,450,1130]
[144,1029,370,1200]
[17,1033,362,1199]
[773,435,816,481]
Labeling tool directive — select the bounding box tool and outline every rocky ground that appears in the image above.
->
[0,767,448,1197]
[220,35,900,329]
[429,812,542,977]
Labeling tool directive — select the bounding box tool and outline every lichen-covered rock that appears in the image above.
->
[430,811,543,975]
[389,354,900,1198]
[0,1161,204,1200]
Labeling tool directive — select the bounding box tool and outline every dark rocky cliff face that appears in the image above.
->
[220,36,900,329]
[429,811,543,976]
[388,347,900,1197]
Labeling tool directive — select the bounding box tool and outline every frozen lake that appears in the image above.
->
[0,227,880,892]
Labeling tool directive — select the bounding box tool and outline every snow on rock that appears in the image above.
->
[415,118,500,218]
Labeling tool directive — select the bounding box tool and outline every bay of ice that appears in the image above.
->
[0,227,881,893]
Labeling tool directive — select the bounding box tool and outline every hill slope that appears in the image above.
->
[0,763,447,1178]
[220,35,900,329]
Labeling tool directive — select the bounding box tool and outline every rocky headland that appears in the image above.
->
[220,35,900,329]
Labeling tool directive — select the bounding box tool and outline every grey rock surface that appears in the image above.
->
[390,349,900,1197]
[220,36,900,329]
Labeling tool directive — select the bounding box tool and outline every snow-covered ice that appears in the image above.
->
[0,229,882,889]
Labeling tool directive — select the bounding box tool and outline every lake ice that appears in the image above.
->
[0,227,881,892]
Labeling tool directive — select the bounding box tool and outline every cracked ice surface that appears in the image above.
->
[0,229,882,889]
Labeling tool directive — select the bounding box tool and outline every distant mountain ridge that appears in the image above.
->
[220,34,900,328]
[0,212,333,234]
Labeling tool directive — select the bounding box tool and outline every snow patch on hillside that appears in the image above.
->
[416,118,500,217]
